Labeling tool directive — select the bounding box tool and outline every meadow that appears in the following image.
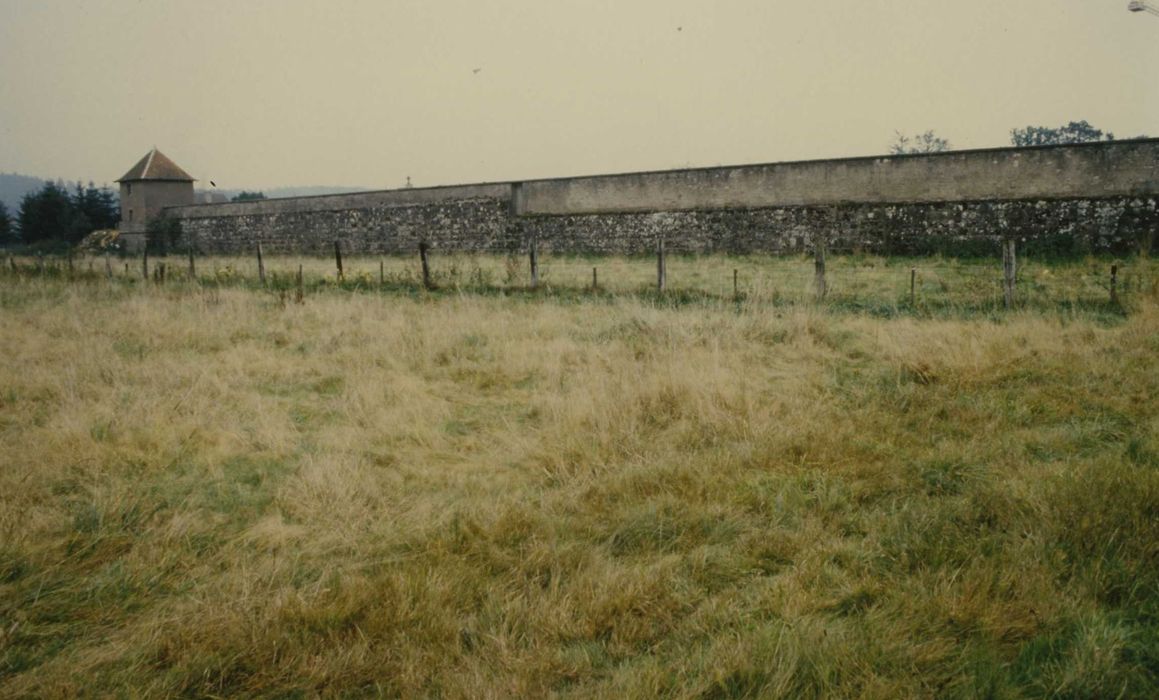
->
[1,253,1157,697]
[51,250,1152,316]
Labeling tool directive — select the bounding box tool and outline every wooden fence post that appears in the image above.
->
[105,253,113,281]
[733,268,739,300]
[814,239,827,301]
[256,241,266,286]
[1002,238,1016,309]
[334,240,344,280]
[529,237,539,289]
[187,246,196,279]
[1110,264,1118,305]
[296,264,304,304]
[657,238,667,292]
[158,263,166,284]
[142,248,149,281]
[592,267,598,291]
[910,267,916,306]
[379,259,385,286]
[419,241,432,289]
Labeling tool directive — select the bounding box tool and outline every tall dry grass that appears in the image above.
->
[0,267,1156,697]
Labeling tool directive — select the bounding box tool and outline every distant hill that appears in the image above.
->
[194,185,370,204]
[0,173,49,212]
[1,172,122,213]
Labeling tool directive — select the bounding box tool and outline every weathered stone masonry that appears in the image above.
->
[174,197,517,255]
[166,140,1159,256]
[525,198,1157,256]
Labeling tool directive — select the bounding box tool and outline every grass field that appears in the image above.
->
[1,255,1157,697]
[12,250,1155,316]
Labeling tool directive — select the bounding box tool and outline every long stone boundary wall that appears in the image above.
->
[166,140,1159,256]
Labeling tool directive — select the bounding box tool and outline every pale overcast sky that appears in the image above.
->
[1,0,1156,190]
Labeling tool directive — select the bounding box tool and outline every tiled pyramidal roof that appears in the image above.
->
[117,148,195,182]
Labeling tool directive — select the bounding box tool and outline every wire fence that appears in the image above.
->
[3,249,1155,316]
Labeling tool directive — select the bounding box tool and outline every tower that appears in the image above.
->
[116,148,195,251]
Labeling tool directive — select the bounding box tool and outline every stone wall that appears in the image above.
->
[526,197,1158,256]
[164,140,1159,256]
[521,140,1159,213]
[176,196,516,255]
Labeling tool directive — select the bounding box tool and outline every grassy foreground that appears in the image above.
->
[0,271,1157,697]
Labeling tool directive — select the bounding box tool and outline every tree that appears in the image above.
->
[232,191,267,202]
[16,182,81,245]
[1010,120,1115,147]
[0,201,11,245]
[11,181,118,246]
[72,181,119,231]
[889,130,951,155]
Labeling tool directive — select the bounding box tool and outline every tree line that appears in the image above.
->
[0,183,264,250]
[0,181,119,248]
[889,120,1145,155]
